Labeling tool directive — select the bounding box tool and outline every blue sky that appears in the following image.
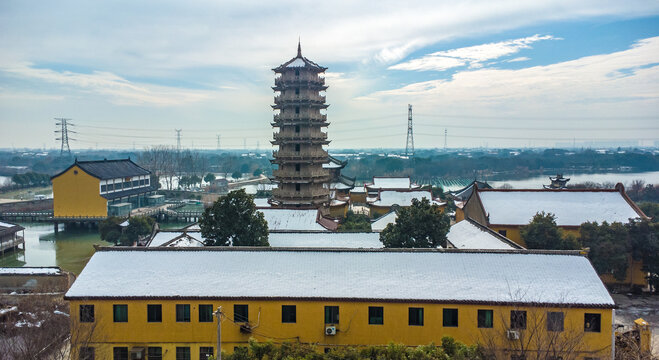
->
[0,1,658,150]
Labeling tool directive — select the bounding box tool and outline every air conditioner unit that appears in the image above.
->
[325,326,337,336]
[240,324,252,334]
[507,330,520,340]
[130,348,145,360]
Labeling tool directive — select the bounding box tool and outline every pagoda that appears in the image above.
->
[270,42,330,207]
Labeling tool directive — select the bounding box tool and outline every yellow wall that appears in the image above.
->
[330,202,348,218]
[52,165,107,218]
[349,192,366,204]
[454,207,464,223]
[69,299,612,358]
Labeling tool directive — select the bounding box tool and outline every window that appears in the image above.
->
[113,304,127,322]
[176,347,190,360]
[511,310,527,330]
[295,164,300,172]
[200,347,214,360]
[147,347,162,360]
[295,69,300,76]
[478,309,493,328]
[295,87,300,95]
[176,304,190,322]
[325,306,339,324]
[295,106,300,114]
[368,306,383,325]
[132,180,139,187]
[145,178,150,185]
[282,305,296,323]
[79,347,94,360]
[114,182,122,190]
[443,308,458,327]
[295,125,300,133]
[295,144,300,152]
[584,313,601,332]
[106,184,114,191]
[295,184,301,192]
[113,347,128,360]
[80,305,94,323]
[234,304,248,323]
[511,355,526,360]
[147,304,162,322]
[101,185,107,193]
[408,307,424,326]
[547,312,564,332]
[199,304,213,322]
[139,179,145,186]
[498,230,507,237]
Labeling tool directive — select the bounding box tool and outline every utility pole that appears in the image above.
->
[55,118,75,156]
[215,306,223,360]
[405,105,414,157]
[175,129,182,152]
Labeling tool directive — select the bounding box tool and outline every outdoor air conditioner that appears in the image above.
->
[507,330,520,340]
[325,326,337,336]
[130,347,145,360]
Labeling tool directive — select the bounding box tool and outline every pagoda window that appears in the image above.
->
[295,125,300,133]
[295,69,300,76]
[295,164,300,172]
[295,144,300,152]
[295,107,300,114]
[295,88,300,95]
[295,184,301,192]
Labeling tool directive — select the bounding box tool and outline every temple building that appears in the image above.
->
[270,43,330,208]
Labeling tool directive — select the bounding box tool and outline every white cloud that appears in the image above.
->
[507,56,531,62]
[388,35,556,71]
[0,63,212,106]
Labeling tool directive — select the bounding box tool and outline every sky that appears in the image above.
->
[0,0,658,150]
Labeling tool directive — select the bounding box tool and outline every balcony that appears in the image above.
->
[273,95,326,104]
[272,150,328,161]
[272,113,328,125]
[272,132,329,145]
[272,169,330,181]
[272,188,329,200]
[274,76,325,88]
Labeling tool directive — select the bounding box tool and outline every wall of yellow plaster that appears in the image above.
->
[69,299,612,358]
[52,166,107,218]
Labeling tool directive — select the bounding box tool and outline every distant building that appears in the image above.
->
[325,155,355,218]
[208,178,229,194]
[544,173,570,189]
[462,183,648,287]
[51,158,155,219]
[364,176,419,196]
[270,43,330,208]
[66,247,615,358]
[0,221,24,254]
[367,189,445,218]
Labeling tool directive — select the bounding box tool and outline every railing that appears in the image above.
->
[272,188,329,199]
[273,132,328,141]
[274,95,326,104]
[274,76,325,87]
[272,151,328,160]
[273,114,327,123]
[272,169,330,179]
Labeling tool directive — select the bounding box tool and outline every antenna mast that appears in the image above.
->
[405,105,414,157]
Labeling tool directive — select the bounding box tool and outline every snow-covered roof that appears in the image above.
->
[330,182,352,190]
[478,189,644,226]
[369,190,444,207]
[371,211,398,232]
[269,233,382,248]
[286,58,307,67]
[323,162,342,169]
[0,267,61,275]
[65,248,614,307]
[254,198,272,207]
[259,208,328,232]
[368,177,413,190]
[447,220,521,250]
[0,221,19,229]
[148,231,185,247]
[165,236,204,248]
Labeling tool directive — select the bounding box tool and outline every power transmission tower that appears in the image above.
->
[405,105,414,157]
[444,128,447,150]
[216,135,221,150]
[175,129,182,152]
[54,118,75,156]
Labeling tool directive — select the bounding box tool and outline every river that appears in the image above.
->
[488,171,659,189]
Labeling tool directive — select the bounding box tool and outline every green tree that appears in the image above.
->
[252,168,262,176]
[521,212,581,250]
[231,171,242,180]
[639,202,659,223]
[204,173,216,184]
[98,217,123,244]
[122,216,155,246]
[200,189,269,246]
[380,198,450,248]
[338,211,372,232]
[190,175,202,188]
[580,221,630,281]
[627,219,659,292]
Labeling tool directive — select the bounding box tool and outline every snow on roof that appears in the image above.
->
[371,211,397,232]
[269,233,382,248]
[286,58,307,67]
[148,231,186,247]
[254,198,272,207]
[370,190,442,207]
[259,208,328,231]
[447,220,519,250]
[323,162,343,169]
[0,222,19,229]
[478,190,643,226]
[369,177,412,189]
[66,249,614,307]
[0,267,61,275]
[165,236,204,248]
[330,182,352,190]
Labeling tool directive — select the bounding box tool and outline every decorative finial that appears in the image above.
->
[297,38,302,57]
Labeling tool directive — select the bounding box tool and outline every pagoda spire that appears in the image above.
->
[297,38,302,57]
